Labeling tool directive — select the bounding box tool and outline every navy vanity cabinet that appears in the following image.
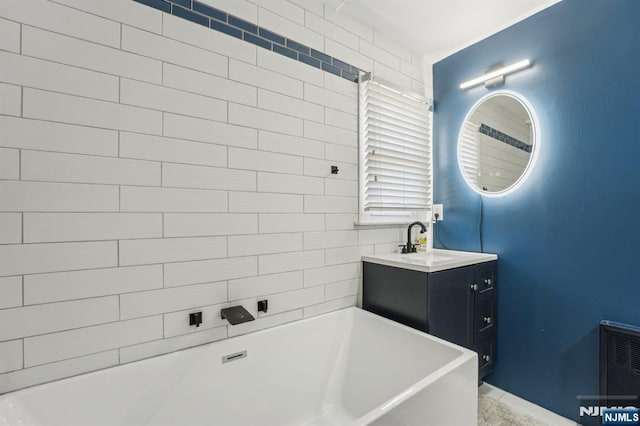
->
[427,265,475,348]
[362,260,497,380]
[361,263,429,331]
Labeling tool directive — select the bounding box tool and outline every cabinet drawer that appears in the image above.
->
[474,301,496,340]
[473,262,497,304]
[476,337,496,378]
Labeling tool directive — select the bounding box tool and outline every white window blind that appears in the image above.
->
[359,78,432,213]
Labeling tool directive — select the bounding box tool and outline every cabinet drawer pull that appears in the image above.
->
[470,284,478,291]
[484,278,492,286]
[483,316,492,324]
[482,354,491,362]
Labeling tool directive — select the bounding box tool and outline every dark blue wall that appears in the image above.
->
[433,0,640,420]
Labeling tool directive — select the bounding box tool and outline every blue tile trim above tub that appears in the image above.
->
[332,58,353,73]
[299,54,321,68]
[341,70,358,82]
[192,2,226,21]
[479,123,532,153]
[228,15,258,35]
[134,0,171,13]
[259,28,286,46]
[132,0,362,83]
[286,39,310,56]
[244,32,272,50]
[310,49,332,64]
[170,0,191,8]
[171,5,208,27]
[321,62,342,77]
[273,44,298,60]
[210,19,242,39]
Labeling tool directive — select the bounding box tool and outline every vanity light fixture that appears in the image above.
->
[459,59,531,90]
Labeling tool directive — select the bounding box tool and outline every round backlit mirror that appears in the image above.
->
[457,90,539,196]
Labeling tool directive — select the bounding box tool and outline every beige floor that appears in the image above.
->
[479,383,580,425]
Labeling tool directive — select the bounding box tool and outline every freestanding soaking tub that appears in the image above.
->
[0,307,478,425]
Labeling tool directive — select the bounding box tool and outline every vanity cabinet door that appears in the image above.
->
[363,262,428,332]
[427,266,475,348]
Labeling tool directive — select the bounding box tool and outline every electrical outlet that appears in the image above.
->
[433,204,444,221]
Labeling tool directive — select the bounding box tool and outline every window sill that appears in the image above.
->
[354,220,414,226]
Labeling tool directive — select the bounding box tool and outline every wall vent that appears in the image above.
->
[632,340,640,374]
[600,321,640,415]
[611,331,640,375]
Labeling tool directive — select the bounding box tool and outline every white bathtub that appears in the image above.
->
[0,307,478,425]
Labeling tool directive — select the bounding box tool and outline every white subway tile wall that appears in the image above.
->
[0,0,432,393]
[0,17,20,53]
[0,83,21,117]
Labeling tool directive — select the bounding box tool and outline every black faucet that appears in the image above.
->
[221,305,255,325]
[402,221,427,254]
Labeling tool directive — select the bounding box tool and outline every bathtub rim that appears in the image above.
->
[346,308,478,425]
[0,306,477,426]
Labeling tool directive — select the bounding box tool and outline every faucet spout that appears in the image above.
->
[403,221,427,254]
[221,305,255,325]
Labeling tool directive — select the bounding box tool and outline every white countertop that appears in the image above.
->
[362,249,497,273]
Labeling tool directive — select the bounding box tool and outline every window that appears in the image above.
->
[358,76,433,225]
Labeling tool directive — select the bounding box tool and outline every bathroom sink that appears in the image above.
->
[362,249,497,273]
[397,251,459,262]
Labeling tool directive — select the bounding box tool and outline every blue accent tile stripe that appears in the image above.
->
[479,123,532,153]
[286,39,310,56]
[299,54,321,68]
[310,49,331,64]
[228,15,258,34]
[132,0,361,83]
[259,28,285,46]
[342,70,358,82]
[244,32,271,50]
[133,0,171,13]
[192,2,226,21]
[273,44,298,60]
[332,58,352,73]
[321,62,342,77]
[172,5,208,26]
[168,0,191,8]
[210,19,242,39]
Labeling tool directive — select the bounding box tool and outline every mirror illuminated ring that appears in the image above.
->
[457,90,540,197]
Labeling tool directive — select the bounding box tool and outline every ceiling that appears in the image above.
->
[319,0,562,63]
